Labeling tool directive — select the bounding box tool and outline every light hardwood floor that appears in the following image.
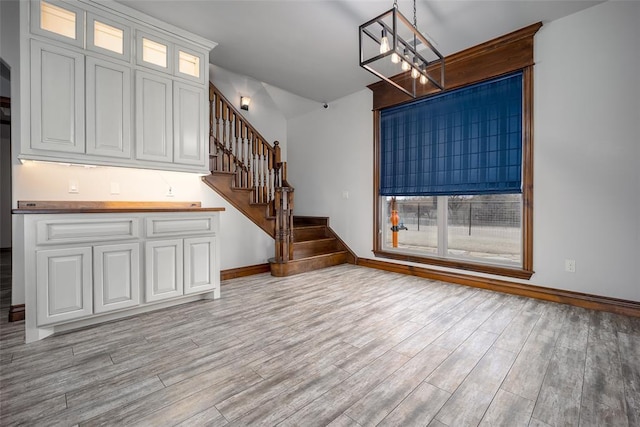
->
[1,262,639,426]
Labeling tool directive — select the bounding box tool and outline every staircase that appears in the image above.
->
[202,84,356,276]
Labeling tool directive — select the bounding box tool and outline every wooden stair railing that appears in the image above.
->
[205,82,356,274]
[208,84,285,206]
[205,83,294,263]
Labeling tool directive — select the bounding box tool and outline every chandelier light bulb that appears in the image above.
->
[379,30,390,54]
[420,74,428,84]
[401,49,411,71]
[411,57,420,79]
[391,52,400,64]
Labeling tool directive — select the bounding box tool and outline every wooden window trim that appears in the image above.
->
[371,23,541,280]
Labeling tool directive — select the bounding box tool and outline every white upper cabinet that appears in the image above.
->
[135,71,173,163]
[86,56,132,158]
[21,0,216,173]
[173,82,206,166]
[30,40,85,153]
[31,0,84,48]
[87,13,131,62]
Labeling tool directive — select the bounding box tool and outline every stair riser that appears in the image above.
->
[293,239,339,259]
[293,227,328,241]
[271,252,348,277]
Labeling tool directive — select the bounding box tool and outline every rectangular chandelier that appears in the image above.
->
[359,6,445,98]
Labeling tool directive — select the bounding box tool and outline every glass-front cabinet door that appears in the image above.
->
[87,13,131,62]
[31,0,85,48]
[136,30,173,74]
[175,45,206,84]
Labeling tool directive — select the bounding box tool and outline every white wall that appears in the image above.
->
[288,90,374,257]
[532,0,640,301]
[209,64,288,159]
[288,1,640,302]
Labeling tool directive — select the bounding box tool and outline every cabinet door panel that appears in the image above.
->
[36,247,92,325]
[86,57,132,158]
[30,40,85,153]
[184,236,217,294]
[145,239,183,302]
[135,71,173,162]
[94,243,140,313]
[173,82,206,166]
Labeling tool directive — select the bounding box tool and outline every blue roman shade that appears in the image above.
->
[380,72,523,196]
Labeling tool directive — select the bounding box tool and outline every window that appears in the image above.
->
[375,71,533,279]
[381,194,522,265]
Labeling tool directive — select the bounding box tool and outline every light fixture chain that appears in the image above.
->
[393,0,398,9]
[413,0,417,28]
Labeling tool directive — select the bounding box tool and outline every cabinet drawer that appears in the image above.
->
[145,216,216,237]
[37,218,140,245]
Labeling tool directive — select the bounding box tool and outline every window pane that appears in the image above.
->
[94,21,123,54]
[178,51,200,78]
[142,38,167,68]
[41,1,76,39]
[382,196,438,255]
[447,194,521,264]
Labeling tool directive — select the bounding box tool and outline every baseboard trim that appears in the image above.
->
[357,258,640,318]
[8,304,25,322]
[221,263,270,281]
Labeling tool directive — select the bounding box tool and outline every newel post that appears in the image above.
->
[274,186,294,263]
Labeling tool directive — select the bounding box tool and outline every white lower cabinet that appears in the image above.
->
[145,239,184,302]
[145,236,217,301]
[36,246,93,326]
[184,236,217,295]
[94,243,140,313]
[21,210,221,342]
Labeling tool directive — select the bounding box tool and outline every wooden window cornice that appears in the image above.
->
[368,22,542,111]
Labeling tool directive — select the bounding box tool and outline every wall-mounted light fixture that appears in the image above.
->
[240,96,251,111]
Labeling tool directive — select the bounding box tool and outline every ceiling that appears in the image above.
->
[114,0,602,103]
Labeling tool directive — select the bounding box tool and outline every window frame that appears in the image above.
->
[372,65,534,280]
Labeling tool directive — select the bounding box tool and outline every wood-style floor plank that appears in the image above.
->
[0,259,636,426]
[434,346,517,426]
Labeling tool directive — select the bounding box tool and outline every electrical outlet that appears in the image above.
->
[342,191,349,199]
[68,180,79,193]
[110,182,120,195]
[166,186,174,197]
[565,259,576,273]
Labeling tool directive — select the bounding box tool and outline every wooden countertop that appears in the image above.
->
[13,201,225,214]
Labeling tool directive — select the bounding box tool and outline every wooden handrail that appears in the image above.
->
[209,83,293,262]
